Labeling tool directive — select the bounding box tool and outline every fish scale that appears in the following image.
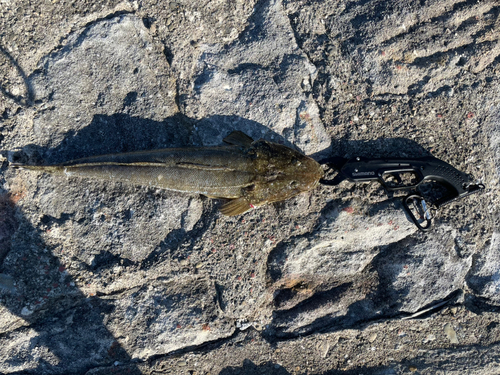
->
[13,131,324,215]
[62,164,253,198]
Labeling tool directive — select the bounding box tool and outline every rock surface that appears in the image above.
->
[0,0,499,374]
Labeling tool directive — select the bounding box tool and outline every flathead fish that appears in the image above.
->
[14,131,324,215]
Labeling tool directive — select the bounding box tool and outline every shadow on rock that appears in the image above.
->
[0,43,35,107]
[0,188,141,373]
[13,112,192,165]
[319,367,397,375]
[12,112,294,165]
[464,294,500,315]
[11,113,429,169]
[219,359,290,375]
[218,359,398,375]
[322,136,430,161]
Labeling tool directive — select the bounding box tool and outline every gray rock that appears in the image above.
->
[266,201,473,336]
[468,232,500,304]
[14,15,179,149]
[0,0,499,374]
[268,199,416,286]
[325,0,500,96]
[183,0,331,156]
[376,227,472,312]
[105,276,234,359]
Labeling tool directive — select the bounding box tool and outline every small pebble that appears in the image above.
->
[444,323,459,344]
[21,306,34,316]
[423,333,436,343]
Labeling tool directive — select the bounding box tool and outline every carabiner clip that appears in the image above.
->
[402,194,433,232]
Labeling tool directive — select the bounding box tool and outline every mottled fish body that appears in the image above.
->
[16,131,324,215]
[38,146,255,199]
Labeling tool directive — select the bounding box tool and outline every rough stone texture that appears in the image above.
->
[0,0,499,374]
[182,0,331,155]
[468,232,500,304]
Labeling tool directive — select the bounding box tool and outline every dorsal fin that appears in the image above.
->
[219,197,253,216]
[222,131,254,147]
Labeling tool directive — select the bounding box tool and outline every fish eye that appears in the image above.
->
[291,157,301,166]
[289,180,298,187]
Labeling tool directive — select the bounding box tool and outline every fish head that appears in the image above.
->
[247,140,324,204]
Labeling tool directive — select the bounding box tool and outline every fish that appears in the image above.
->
[13,131,324,215]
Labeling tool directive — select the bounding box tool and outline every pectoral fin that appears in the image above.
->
[223,131,254,148]
[220,197,254,216]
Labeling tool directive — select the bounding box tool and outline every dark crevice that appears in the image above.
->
[163,44,174,66]
[227,62,267,75]
[40,212,73,226]
[464,294,500,314]
[142,17,153,29]
[284,8,334,119]
[122,91,138,109]
[375,0,491,49]
[410,40,497,69]
[265,289,467,342]
[88,251,135,272]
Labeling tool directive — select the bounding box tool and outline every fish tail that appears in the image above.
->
[10,163,64,173]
